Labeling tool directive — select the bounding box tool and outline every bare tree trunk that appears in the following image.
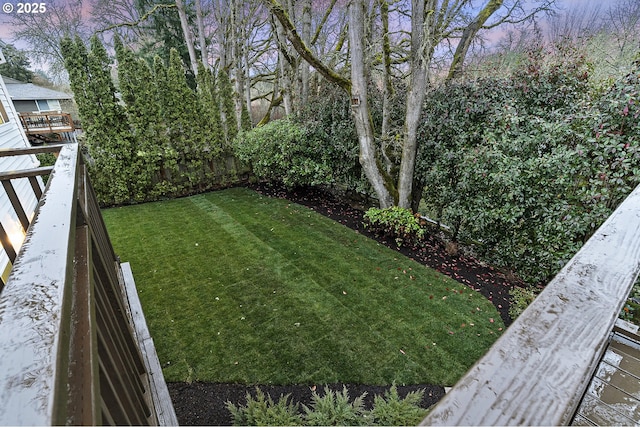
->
[195,0,208,67]
[350,0,394,208]
[379,0,392,137]
[274,16,294,115]
[175,0,199,75]
[215,0,229,69]
[244,37,253,121]
[397,0,433,209]
[300,0,312,106]
[232,0,245,128]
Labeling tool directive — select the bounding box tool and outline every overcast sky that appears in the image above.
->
[0,0,622,73]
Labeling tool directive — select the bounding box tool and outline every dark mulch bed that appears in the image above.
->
[169,382,446,426]
[168,183,524,425]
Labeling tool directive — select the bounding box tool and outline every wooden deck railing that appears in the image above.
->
[0,144,177,425]
[421,183,640,425]
[19,112,75,134]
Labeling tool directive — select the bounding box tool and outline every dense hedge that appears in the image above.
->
[416,45,640,283]
[61,36,246,206]
[235,84,369,193]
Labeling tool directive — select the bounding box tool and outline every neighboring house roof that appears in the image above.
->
[1,76,72,101]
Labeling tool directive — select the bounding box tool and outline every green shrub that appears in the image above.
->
[233,119,332,188]
[363,206,425,247]
[36,152,57,185]
[369,385,428,426]
[508,286,540,319]
[620,278,640,325]
[226,389,303,426]
[226,385,429,426]
[303,387,369,426]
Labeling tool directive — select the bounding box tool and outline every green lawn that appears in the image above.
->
[102,187,504,386]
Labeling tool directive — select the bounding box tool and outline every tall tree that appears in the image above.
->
[264,0,556,208]
[9,0,90,82]
[0,43,34,82]
[175,0,200,75]
[61,36,135,204]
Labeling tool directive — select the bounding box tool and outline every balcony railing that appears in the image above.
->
[0,144,177,425]
[422,183,640,425]
[19,112,75,134]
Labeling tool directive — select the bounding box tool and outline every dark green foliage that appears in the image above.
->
[35,152,57,185]
[234,119,331,187]
[62,35,136,205]
[62,37,243,205]
[134,0,195,87]
[416,41,640,284]
[620,278,640,324]
[296,84,370,193]
[237,84,369,193]
[363,206,425,247]
[0,43,34,82]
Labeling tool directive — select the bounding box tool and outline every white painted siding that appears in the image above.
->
[0,74,40,282]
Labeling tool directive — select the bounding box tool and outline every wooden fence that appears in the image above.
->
[421,182,640,425]
[0,144,176,425]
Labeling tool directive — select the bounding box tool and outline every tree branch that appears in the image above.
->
[95,3,177,34]
[262,0,351,93]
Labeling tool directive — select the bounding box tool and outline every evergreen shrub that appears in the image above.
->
[234,119,332,188]
[363,206,425,247]
[227,385,428,426]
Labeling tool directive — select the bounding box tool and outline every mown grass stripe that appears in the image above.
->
[103,188,504,386]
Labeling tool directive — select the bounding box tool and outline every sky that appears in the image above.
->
[0,0,622,74]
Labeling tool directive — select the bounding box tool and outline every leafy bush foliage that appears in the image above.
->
[363,206,425,247]
[227,385,428,426]
[234,119,332,188]
[619,278,640,325]
[235,84,370,193]
[416,40,640,284]
[508,286,540,319]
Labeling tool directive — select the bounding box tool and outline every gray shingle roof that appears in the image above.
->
[1,76,72,101]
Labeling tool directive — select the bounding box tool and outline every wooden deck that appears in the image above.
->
[19,112,74,134]
[0,144,176,425]
[572,320,640,425]
[421,183,640,425]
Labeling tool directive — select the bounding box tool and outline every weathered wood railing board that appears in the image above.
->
[0,144,79,425]
[0,144,176,425]
[421,182,640,426]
